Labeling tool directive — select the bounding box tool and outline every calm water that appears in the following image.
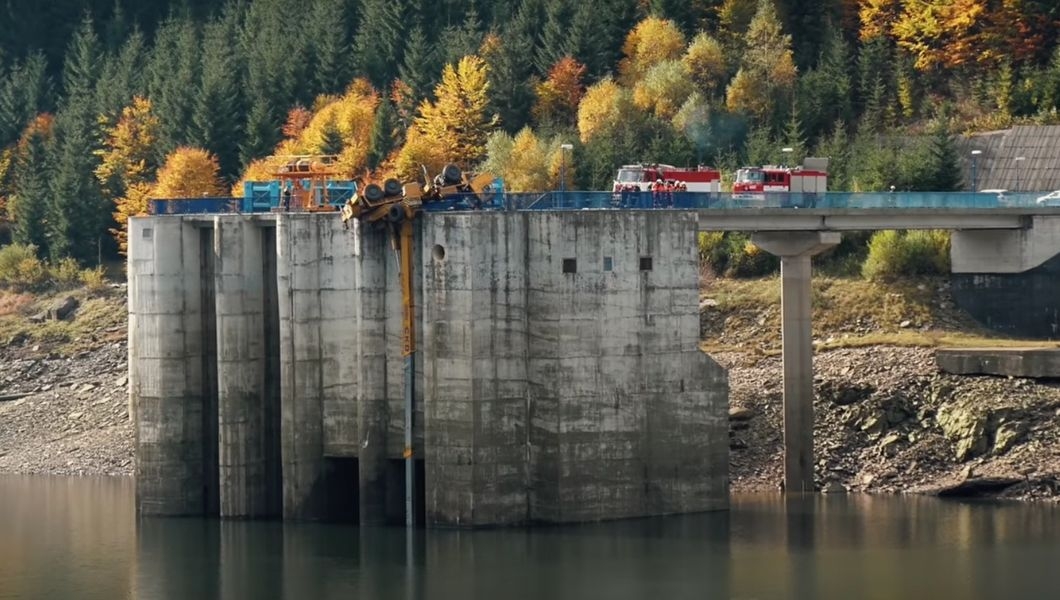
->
[2,475,1059,600]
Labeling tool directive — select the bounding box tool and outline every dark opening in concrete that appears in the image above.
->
[200,228,220,517]
[432,244,446,261]
[323,457,360,522]
[603,256,613,272]
[640,256,653,271]
[563,258,577,274]
[261,226,283,517]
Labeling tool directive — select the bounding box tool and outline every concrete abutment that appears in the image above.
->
[129,211,730,526]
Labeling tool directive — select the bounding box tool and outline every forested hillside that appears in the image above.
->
[1,0,1059,264]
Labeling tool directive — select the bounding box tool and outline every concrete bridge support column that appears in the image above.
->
[752,231,840,493]
[213,217,273,518]
[129,217,209,515]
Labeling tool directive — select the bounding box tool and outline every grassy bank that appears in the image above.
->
[700,275,1060,354]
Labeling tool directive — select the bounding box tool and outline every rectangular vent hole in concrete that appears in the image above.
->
[563,258,577,274]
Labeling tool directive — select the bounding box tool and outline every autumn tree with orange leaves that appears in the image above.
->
[154,147,224,199]
[533,57,587,128]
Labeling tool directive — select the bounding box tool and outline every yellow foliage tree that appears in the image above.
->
[725,0,796,122]
[297,78,379,176]
[505,128,549,192]
[111,182,153,255]
[95,96,159,198]
[414,55,497,169]
[153,147,224,198]
[619,16,686,84]
[858,0,902,41]
[633,60,694,120]
[392,126,447,182]
[683,33,728,94]
[576,77,635,143]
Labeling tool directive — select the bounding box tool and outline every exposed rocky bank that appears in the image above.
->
[719,347,1060,501]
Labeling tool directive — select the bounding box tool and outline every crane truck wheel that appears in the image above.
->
[442,164,462,185]
[383,178,402,197]
[363,183,384,203]
[387,203,405,223]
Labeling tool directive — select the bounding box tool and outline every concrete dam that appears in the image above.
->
[128,211,730,527]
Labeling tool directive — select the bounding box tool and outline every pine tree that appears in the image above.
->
[537,0,572,75]
[95,28,146,126]
[354,0,407,88]
[192,9,244,180]
[146,17,201,157]
[309,0,351,96]
[0,53,51,148]
[398,25,438,102]
[320,119,345,156]
[241,97,280,168]
[11,117,52,252]
[47,15,106,262]
[439,6,485,67]
[928,120,962,191]
[367,96,397,170]
[487,5,540,133]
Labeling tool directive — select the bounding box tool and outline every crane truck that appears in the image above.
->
[340,163,496,527]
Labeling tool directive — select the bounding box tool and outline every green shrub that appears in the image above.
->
[0,243,46,290]
[726,236,779,278]
[50,257,83,288]
[698,232,728,273]
[698,232,780,278]
[862,230,951,281]
[80,266,107,291]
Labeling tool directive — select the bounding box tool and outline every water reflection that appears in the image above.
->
[2,476,1059,600]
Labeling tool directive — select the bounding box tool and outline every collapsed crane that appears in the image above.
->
[340,163,496,527]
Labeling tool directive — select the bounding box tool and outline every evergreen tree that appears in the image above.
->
[354,0,407,88]
[146,17,201,157]
[367,96,397,169]
[486,2,540,132]
[537,0,572,74]
[95,28,146,125]
[320,119,345,156]
[0,53,51,148]
[399,25,438,102]
[11,121,51,252]
[47,15,106,262]
[439,6,484,67]
[309,0,351,96]
[240,97,279,168]
[192,9,244,179]
[928,120,962,191]
[797,27,852,140]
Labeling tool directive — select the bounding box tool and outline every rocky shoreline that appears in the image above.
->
[721,346,1060,502]
[1,291,1058,503]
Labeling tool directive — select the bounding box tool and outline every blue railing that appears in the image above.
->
[149,197,241,215]
[421,191,1052,212]
[148,191,1056,216]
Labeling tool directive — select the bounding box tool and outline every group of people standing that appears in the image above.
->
[614,179,690,208]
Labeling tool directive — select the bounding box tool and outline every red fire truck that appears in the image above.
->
[732,158,828,200]
[613,164,722,193]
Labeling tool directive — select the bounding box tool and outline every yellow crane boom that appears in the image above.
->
[340,164,495,527]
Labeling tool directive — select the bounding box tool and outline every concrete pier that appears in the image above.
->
[752,232,840,493]
[129,218,209,515]
[129,211,730,526]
